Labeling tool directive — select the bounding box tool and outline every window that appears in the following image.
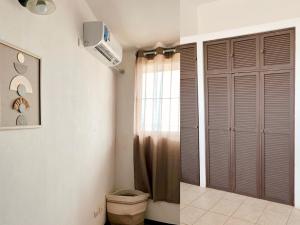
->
[135,54,180,134]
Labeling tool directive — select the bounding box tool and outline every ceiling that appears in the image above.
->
[85,0,180,49]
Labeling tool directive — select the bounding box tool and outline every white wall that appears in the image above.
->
[180,0,199,37]
[181,17,300,208]
[0,1,116,225]
[181,0,300,36]
[115,50,180,224]
[115,50,136,190]
[197,0,300,34]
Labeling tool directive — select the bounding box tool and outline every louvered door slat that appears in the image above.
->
[180,45,197,79]
[207,76,229,129]
[264,72,291,132]
[207,75,230,190]
[261,29,295,70]
[181,78,198,128]
[233,73,258,197]
[235,132,257,195]
[208,129,230,189]
[262,70,293,204]
[232,36,259,72]
[181,128,200,184]
[180,43,200,185]
[205,40,230,74]
[264,133,290,203]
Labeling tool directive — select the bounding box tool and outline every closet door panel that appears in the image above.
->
[235,132,258,196]
[181,45,197,79]
[264,133,290,203]
[231,36,259,72]
[206,75,230,190]
[180,43,200,185]
[181,128,200,184]
[207,75,229,128]
[232,73,259,197]
[208,129,230,189]
[181,78,198,128]
[262,70,294,204]
[204,40,230,75]
[260,29,295,70]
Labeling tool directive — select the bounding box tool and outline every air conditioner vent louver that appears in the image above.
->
[95,44,120,66]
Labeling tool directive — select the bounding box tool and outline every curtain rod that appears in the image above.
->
[143,48,176,56]
[137,46,179,58]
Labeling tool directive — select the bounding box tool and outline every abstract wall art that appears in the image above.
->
[0,41,41,130]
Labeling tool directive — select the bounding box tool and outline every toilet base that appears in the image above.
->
[108,212,145,225]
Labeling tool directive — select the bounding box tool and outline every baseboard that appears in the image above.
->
[105,219,175,225]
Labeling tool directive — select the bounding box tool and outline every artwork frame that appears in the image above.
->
[0,39,42,131]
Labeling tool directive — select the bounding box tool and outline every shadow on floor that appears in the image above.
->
[105,219,175,225]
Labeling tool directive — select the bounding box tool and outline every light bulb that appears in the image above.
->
[36,0,48,14]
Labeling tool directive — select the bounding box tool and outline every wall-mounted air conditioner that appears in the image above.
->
[83,21,122,67]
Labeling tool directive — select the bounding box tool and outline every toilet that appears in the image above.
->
[106,190,149,225]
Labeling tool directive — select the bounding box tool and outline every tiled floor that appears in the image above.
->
[180,182,300,225]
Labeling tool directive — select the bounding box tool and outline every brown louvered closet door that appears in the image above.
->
[261,70,294,204]
[206,75,230,190]
[204,28,294,205]
[232,72,259,197]
[205,40,230,74]
[180,43,200,185]
[231,36,259,72]
[260,29,295,71]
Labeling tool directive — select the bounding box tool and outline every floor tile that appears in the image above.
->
[180,206,206,225]
[194,211,228,225]
[223,192,248,202]
[188,185,207,193]
[181,182,193,191]
[211,198,243,216]
[287,208,300,225]
[257,202,292,225]
[232,197,268,223]
[245,197,269,208]
[224,218,254,225]
[180,203,187,209]
[181,189,205,205]
[180,183,299,225]
[190,189,225,210]
[206,188,227,196]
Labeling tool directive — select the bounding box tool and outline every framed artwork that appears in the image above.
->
[0,40,41,130]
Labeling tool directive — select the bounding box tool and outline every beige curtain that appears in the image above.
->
[134,51,180,204]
